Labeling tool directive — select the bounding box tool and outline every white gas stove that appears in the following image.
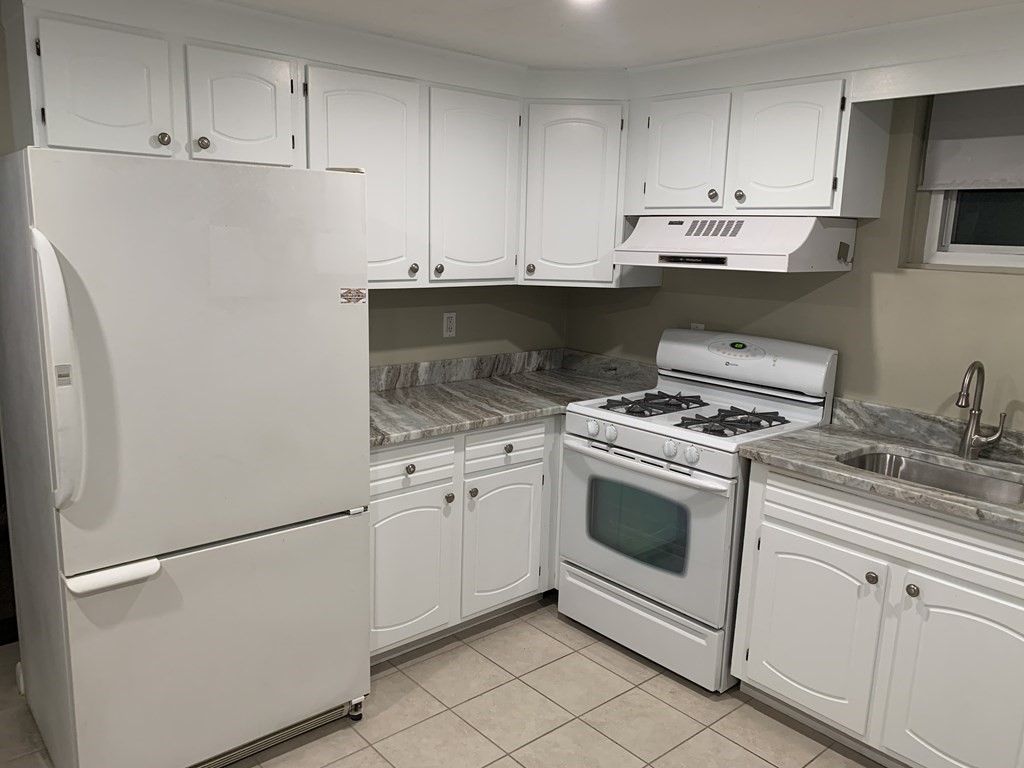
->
[558,329,837,693]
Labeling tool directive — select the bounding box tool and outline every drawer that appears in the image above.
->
[371,439,456,497]
[465,421,545,474]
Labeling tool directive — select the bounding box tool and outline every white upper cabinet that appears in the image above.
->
[185,46,294,166]
[462,462,543,617]
[883,571,1024,768]
[746,523,887,736]
[430,88,520,283]
[728,79,845,210]
[523,103,622,284]
[644,93,731,209]
[307,67,426,284]
[37,19,174,156]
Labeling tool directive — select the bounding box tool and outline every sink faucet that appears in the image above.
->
[956,361,1006,460]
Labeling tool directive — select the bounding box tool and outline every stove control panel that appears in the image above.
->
[708,340,766,360]
[586,419,601,437]
[605,424,619,442]
[683,445,702,465]
[663,440,678,459]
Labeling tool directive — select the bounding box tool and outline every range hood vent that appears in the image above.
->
[615,216,856,273]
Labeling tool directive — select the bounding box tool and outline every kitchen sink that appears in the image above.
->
[837,448,1024,506]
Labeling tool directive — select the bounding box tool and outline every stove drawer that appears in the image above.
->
[371,438,456,496]
[465,422,545,474]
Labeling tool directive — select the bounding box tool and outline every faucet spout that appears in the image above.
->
[957,361,984,410]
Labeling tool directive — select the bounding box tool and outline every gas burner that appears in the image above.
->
[600,391,708,418]
[677,407,790,436]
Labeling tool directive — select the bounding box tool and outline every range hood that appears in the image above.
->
[614,216,856,273]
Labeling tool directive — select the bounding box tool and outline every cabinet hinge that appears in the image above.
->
[643,182,646,194]
[519,115,522,127]
[745,648,750,661]
[757,536,761,551]
[515,254,518,265]
[832,177,839,191]
[40,107,46,125]
[538,565,542,576]
[34,38,41,56]
[620,118,624,130]
[647,116,650,129]
[290,79,294,94]
[542,474,545,486]
[302,82,308,97]
[840,96,847,111]
[292,135,296,149]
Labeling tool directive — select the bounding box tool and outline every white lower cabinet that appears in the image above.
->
[369,482,456,652]
[735,465,1024,768]
[462,462,543,617]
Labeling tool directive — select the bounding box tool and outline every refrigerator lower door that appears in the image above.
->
[63,514,369,768]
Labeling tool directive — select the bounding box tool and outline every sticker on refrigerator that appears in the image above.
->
[339,289,367,304]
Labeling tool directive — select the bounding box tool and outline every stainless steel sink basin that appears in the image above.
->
[837,448,1024,506]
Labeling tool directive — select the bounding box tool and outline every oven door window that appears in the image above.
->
[587,477,689,575]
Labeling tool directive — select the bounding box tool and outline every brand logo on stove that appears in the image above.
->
[725,361,739,367]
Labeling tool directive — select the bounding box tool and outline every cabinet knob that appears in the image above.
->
[434,263,445,276]
[707,188,719,201]
[196,136,211,150]
[865,572,879,585]
[526,264,536,275]
[409,262,420,275]
[469,487,479,498]
[445,492,455,504]
[906,584,921,598]
[157,132,172,146]
[405,463,416,475]
[504,443,514,454]
[734,189,746,203]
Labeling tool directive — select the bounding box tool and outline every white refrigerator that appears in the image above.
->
[0,148,371,768]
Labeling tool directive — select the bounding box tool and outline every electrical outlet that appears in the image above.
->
[690,322,706,331]
[443,312,457,338]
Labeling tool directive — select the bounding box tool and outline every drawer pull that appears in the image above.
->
[445,492,455,504]
[469,487,479,498]
[405,464,416,475]
[504,444,514,454]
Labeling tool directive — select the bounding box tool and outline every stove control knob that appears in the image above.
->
[605,424,619,442]
[663,440,679,459]
[683,445,702,465]
[586,419,601,438]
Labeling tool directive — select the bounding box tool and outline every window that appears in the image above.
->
[919,87,1024,269]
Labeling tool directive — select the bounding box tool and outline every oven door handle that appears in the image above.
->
[563,437,733,497]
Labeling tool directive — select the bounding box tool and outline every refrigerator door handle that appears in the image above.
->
[31,227,85,510]
[64,558,161,597]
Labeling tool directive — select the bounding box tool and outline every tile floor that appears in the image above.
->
[0,601,885,768]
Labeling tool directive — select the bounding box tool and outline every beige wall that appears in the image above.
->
[566,99,1024,430]
[0,23,15,155]
[369,286,567,366]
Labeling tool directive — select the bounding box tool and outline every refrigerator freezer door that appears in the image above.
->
[64,514,370,768]
[25,148,369,575]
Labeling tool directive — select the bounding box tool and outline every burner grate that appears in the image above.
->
[677,407,790,436]
[600,391,708,418]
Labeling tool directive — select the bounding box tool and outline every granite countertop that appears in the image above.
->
[370,370,650,447]
[741,426,1024,539]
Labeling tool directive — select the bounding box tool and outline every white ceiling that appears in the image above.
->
[217,0,1021,69]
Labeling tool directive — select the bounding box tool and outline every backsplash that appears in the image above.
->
[833,398,1024,464]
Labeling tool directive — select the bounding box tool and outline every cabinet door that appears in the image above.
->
[523,103,621,283]
[307,68,426,284]
[370,483,456,651]
[37,19,174,156]
[746,523,887,735]
[883,571,1024,768]
[729,80,844,209]
[430,88,520,282]
[463,463,543,617]
[186,46,294,166]
[644,93,730,209]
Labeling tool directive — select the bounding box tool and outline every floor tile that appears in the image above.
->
[0,751,54,768]
[484,759,522,768]
[257,720,367,768]
[653,728,773,768]
[512,719,645,768]
[579,639,660,684]
[524,607,600,650]
[712,702,829,768]
[520,653,632,716]
[582,688,703,762]
[353,671,445,744]
[402,644,513,707]
[390,636,465,670]
[0,706,44,764]
[375,711,502,768]
[454,680,572,752]
[807,744,886,768]
[326,746,393,768]
[640,673,746,725]
[469,622,573,676]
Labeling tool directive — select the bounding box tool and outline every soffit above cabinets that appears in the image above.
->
[214,0,1015,69]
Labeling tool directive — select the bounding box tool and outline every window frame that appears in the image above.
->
[923,190,1024,268]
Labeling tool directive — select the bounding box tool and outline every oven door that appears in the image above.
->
[559,436,739,628]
